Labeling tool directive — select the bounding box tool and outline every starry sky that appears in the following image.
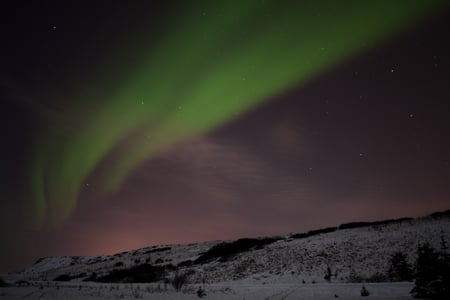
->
[1,1,450,272]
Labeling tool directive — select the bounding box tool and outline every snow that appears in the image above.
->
[1,211,449,299]
[0,282,415,299]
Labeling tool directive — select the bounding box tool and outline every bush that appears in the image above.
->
[197,287,206,298]
[360,286,370,296]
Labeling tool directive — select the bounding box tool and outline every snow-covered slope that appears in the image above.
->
[14,211,450,285]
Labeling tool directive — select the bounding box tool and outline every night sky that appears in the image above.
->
[1,1,450,272]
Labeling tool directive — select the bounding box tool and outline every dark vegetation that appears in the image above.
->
[388,252,413,281]
[410,239,450,299]
[324,266,332,282]
[92,264,173,283]
[347,271,388,283]
[360,286,370,296]
[87,258,102,265]
[197,287,207,298]
[178,260,193,268]
[290,227,337,239]
[144,247,172,254]
[195,237,279,264]
[114,261,124,267]
[338,218,412,230]
[0,277,9,287]
[171,272,188,291]
[53,273,86,281]
[290,218,413,241]
[429,209,450,218]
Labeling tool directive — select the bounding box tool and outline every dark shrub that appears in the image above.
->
[360,286,370,296]
[53,274,73,281]
[197,287,206,298]
[94,264,166,283]
[195,237,278,264]
[178,260,193,268]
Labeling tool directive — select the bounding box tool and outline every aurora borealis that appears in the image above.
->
[1,1,450,272]
[27,0,447,227]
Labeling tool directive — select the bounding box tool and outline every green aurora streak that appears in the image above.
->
[30,0,446,227]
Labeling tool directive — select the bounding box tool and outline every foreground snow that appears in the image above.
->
[0,282,414,300]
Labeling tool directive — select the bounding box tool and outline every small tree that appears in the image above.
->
[196,287,206,298]
[388,251,413,281]
[171,272,188,292]
[324,266,332,282]
[360,286,370,297]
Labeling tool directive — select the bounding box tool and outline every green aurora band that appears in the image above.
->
[30,0,446,227]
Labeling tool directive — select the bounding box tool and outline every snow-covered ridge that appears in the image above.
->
[15,210,450,284]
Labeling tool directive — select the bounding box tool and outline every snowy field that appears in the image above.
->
[2,212,447,299]
[0,282,414,299]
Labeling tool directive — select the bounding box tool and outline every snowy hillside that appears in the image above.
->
[12,210,450,286]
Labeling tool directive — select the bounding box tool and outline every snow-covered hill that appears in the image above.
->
[12,210,450,285]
